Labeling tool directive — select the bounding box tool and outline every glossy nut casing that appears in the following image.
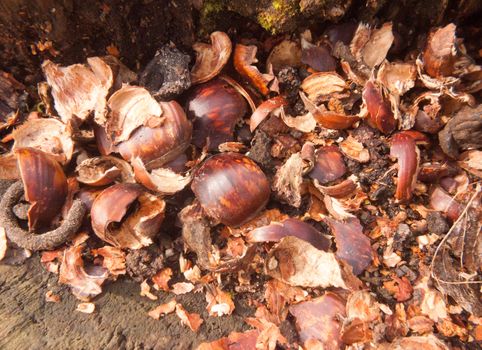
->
[191,153,270,227]
[16,147,68,231]
[187,79,247,151]
[117,100,192,169]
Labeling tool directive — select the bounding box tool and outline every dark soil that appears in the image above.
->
[0,257,253,350]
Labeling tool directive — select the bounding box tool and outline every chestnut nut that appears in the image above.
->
[191,152,270,227]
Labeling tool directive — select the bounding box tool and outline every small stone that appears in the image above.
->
[426,211,449,235]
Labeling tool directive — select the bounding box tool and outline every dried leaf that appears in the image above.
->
[171,282,195,295]
[197,329,259,350]
[148,299,177,320]
[140,279,158,300]
[205,285,235,317]
[175,304,204,332]
[152,267,172,291]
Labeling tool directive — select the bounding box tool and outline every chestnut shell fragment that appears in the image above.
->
[191,153,270,227]
[117,100,192,169]
[16,148,68,231]
[309,146,347,185]
[186,79,247,150]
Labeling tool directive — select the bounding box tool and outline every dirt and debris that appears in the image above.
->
[0,3,481,350]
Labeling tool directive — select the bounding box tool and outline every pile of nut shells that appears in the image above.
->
[0,21,481,349]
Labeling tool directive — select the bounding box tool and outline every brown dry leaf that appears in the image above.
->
[45,290,61,303]
[205,285,235,317]
[42,57,113,124]
[361,22,394,68]
[59,245,107,301]
[92,246,126,277]
[266,236,360,289]
[76,302,95,314]
[148,299,177,320]
[106,85,163,144]
[175,304,203,332]
[300,72,346,102]
[340,135,370,163]
[197,329,259,350]
[0,227,7,261]
[289,293,346,350]
[383,276,413,302]
[191,31,232,84]
[152,267,173,291]
[171,282,195,295]
[12,118,74,165]
[140,280,158,300]
[324,217,372,275]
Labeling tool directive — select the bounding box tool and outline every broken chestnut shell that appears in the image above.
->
[309,146,347,185]
[362,81,396,134]
[16,147,68,231]
[234,44,274,96]
[186,79,247,150]
[246,218,330,251]
[191,153,270,227]
[90,183,165,249]
[423,23,457,78]
[117,100,192,169]
[390,132,420,202]
[191,31,232,85]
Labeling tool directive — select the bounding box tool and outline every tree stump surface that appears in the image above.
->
[0,258,251,350]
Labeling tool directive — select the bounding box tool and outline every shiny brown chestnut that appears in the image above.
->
[191,153,270,227]
[16,147,68,231]
[117,100,192,169]
[186,79,247,150]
